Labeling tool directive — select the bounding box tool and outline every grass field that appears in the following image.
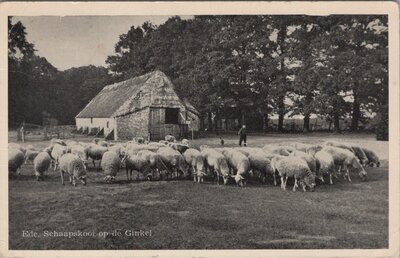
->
[8,132,388,249]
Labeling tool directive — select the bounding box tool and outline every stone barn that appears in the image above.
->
[75,71,200,140]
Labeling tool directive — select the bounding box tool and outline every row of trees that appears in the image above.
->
[106,15,388,136]
[8,15,388,139]
[8,17,112,126]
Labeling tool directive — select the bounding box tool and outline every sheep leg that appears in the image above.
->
[126,168,129,181]
[343,164,351,182]
[60,171,64,185]
[273,173,277,186]
[72,177,77,187]
[69,175,73,184]
[92,160,96,170]
[293,178,298,192]
[280,176,285,190]
[329,172,333,185]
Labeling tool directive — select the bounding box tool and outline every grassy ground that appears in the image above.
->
[8,133,388,249]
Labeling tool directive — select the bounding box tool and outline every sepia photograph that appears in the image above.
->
[1,1,399,257]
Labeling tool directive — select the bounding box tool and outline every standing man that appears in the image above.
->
[238,125,247,147]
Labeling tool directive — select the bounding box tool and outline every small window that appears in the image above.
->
[165,108,179,124]
[106,121,109,128]
[90,118,93,123]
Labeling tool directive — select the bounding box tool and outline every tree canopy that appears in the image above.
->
[8,15,388,139]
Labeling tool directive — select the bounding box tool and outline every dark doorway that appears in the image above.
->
[165,108,179,124]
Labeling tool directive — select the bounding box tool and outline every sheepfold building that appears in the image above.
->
[75,71,200,140]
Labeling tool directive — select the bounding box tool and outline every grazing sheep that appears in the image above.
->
[50,143,68,170]
[9,148,25,175]
[59,153,87,186]
[9,143,26,155]
[201,148,230,185]
[24,149,40,164]
[70,144,89,167]
[33,151,52,181]
[290,151,321,182]
[85,143,108,169]
[165,135,176,142]
[221,149,251,187]
[137,150,163,180]
[275,156,316,192]
[322,146,367,182]
[101,151,121,183]
[108,144,127,160]
[125,151,152,181]
[314,150,336,185]
[183,148,206,183]
[157,147,189,179]
[248,153,276,185]
[362,147,380,167]
[350,145,369,166]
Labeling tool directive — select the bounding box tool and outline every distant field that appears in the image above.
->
[8,133,388,249]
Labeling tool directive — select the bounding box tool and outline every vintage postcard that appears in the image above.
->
[0,1,399,258]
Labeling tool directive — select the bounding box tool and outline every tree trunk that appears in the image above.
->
[207,111,213,132]
[333,112,341,133]
[303,114,310,133]
[263,112,269,133]
[277,95,285,132]
[351,92,360,131]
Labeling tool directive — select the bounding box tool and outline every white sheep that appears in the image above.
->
[289,150,321,182]
[33,151,52,181]
[137,150,163,180]
[275,156,316,192]
[350,145,369,166]
[201,148,230,185]
[221,149,251,187]
[322,146,367,182]
[51,143,68,170]
[9,148,25,175]
[9,143,26,155]
[70,144,89,167]
[59,153,87,186]
[183,148,206,183]
[314,150,336,185]
[101,151,121,183]
[125,151,152,181]
[157,147,189,179]
[181,139,190,145]
[248,153,276,185]
[362,147,380,167]
[85,143,108,170]
[24,149,40,164]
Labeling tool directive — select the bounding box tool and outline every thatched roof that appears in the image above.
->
[76,71,199,118]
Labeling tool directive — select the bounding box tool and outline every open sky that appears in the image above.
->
[12,16,191,71]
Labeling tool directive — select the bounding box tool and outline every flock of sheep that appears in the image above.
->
[8,135,380,191]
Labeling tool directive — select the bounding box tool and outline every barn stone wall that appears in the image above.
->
[116,108,150,140]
